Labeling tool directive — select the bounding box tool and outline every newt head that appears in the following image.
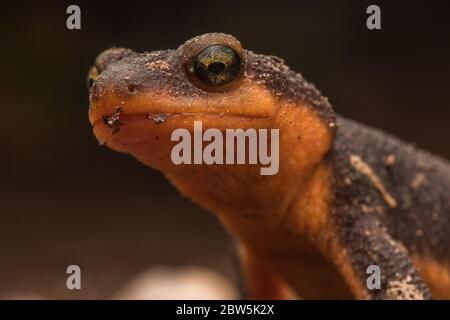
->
[89,33,278,156]
[88,33,336,218]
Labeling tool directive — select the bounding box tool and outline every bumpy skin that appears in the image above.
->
[88,33,450,300]
[329,118,450,299]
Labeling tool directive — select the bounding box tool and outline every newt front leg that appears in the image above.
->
[334,215,431,299]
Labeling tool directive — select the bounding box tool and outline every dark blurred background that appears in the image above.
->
[0,0,449,298]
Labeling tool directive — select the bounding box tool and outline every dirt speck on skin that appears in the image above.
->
[384,277,425,300]
[411,172,427,190]
[147,114,167,124]
[384,154,396,167]
[103,107,124,134]
[349,154,397,208]
[146,60,171,71]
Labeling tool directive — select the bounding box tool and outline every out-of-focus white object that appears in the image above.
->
[113,266,238,300]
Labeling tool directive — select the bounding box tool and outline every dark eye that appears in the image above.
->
[193,45,242,87]
[87,65,99,90]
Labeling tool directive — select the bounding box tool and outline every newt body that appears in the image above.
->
[88,33,450,299]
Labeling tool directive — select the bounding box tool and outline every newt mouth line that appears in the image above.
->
[92,110,271,128]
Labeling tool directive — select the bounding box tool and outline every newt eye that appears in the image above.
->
[87,65,99,90]
[192,45,242,87]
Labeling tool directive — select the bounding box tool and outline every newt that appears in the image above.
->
[88,33,450,300]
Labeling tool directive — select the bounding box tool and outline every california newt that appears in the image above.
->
[88,33,450,300]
